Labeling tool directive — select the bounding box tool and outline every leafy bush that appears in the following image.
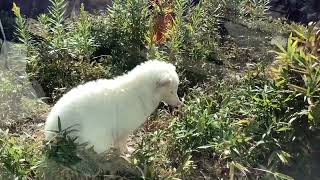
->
[148,0,224,62]
[268,23,320,177]
[28,55,110,102]
[12,1,110,103]
[271,23,320,128]
[238,0,270,21]
[92,0,149,74]
[0,130,42,179]
[171,71,296,178]
[43,117,84,168]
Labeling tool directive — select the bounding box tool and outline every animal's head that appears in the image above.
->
[155,66,182,108]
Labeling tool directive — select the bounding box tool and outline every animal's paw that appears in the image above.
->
[118,143,128,154]
[127,146,135,154]
[123,146,135,158]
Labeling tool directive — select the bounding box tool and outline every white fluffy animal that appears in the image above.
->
[44,60,182,154]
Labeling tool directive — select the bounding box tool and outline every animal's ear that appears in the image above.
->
[157,76,172,88]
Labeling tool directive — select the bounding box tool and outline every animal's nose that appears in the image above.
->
[175,100,183,108]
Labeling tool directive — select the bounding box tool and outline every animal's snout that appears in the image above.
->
[173,100,183,108]
[170,99,183,116]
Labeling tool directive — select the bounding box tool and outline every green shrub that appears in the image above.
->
[12,0,110,103]
[267,23,320,177]
[168,71,297,178]
[43,117,84,168]
[271,23,320,128]
[238,0,270,21]
[148,0,223,62]
[28,56,110,102]
[131,109,195,179]
[0,130,42,179]
[92,0,149,74]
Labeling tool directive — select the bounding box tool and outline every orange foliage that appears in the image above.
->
[150,0,175,44]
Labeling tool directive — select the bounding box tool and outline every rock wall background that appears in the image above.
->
[268,0,320,24]
[0,0,112,17]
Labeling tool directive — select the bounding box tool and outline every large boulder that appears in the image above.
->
[0,0,50,17]
[268,0,320,24]
[0,0,112,17]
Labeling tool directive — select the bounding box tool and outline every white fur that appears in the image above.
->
[44,60,181,154]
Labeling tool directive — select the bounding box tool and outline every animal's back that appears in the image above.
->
[44,79,115,141]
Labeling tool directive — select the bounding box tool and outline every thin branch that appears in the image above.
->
[0,19,10,70]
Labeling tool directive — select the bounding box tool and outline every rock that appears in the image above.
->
[0,0,112,18]
[268,0,320,24]
[224,21,271,48]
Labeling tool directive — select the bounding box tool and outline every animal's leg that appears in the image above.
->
[114,132,129,154]
[92,142,108,154]
[117,136,129,154]
[83,132,111,154]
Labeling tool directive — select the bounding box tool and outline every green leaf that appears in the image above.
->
[276,127,292,132]
[273,172,294,180]
[276,151,291,165]
[58,116,62,132]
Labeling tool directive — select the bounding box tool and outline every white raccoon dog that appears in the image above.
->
[44,60,182,154]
